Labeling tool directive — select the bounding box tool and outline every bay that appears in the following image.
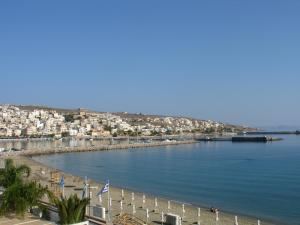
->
[33,135,300,225]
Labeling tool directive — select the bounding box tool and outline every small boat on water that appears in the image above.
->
[195,137,212,141]
[163,139,176,143]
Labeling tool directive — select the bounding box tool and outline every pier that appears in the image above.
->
[195,136,283,142]
[232,136,271,142]
[246,130,300,135]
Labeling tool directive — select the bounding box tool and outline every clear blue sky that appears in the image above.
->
[1,0,299,127]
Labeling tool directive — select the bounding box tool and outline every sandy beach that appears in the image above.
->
[7,155,276,225]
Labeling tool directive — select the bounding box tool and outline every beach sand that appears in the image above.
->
[11,155,275,225]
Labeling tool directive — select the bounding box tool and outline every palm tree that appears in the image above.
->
[22,181,50,208]
[0,159,31,188]
[0,181,49,217]
[50,194,90,225]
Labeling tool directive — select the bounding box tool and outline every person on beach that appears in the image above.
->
[210,207,219,213]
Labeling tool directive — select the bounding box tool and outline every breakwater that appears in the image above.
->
[196,136,283,142]
[17,140,198,157]
[246,131,300,135]
[232,136,280,142]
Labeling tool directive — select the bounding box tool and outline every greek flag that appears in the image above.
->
[97,180,109,196]
[59,176,64,188]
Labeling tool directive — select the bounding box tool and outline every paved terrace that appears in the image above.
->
[0,214,54,225]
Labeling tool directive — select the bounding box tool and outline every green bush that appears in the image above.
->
[50,194,90,225]
[0,159,49,218]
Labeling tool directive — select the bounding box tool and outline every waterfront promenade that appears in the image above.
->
[0,213,54,225]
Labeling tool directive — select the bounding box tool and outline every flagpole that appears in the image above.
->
[107,180,110,223]
[99,194,102,204]
[88,184,91,216]
[83,176,87,215]
[96,180,110,217]
[107,180,110,212]
[60,176,65,198]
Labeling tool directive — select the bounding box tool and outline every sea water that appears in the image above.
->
[33,135,300,225]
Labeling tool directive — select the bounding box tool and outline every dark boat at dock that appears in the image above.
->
[232,136,270,142]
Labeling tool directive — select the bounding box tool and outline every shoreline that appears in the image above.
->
[8,152,283,225]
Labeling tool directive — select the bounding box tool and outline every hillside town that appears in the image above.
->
[0,105,248,138]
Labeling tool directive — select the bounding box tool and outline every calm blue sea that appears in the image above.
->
[33,135,300,225]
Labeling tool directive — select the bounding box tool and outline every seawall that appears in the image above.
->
[15,140,198,157]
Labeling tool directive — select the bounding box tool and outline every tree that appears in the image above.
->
[50,194,90,225]
[64,114,75,123]
[0,181,49,217]
[23,182,49,208]
[103,125,112,132]
[205,127,215,134]
[150,130,160,136]
[0,159,51,218]
[61,132,69,137]
[0,159,31,188]
[165,130,173,135]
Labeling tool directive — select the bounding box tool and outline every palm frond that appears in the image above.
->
[16,164,31,177]
[51,194,90,224]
